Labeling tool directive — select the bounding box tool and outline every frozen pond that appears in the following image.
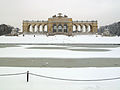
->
[0,44,120,67]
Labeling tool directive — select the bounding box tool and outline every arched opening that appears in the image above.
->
[58,24,62,32]
[53,24,57,33]
[85,25,88,32]
[34,25,38,32]
[87,25,91,32]
[89,25,93,32]
[37,25,40,33]
[73,24,77,33]
[29,25,33,32]
[78,25,81,32]
[64,24,68,33]
[44,25,47,33]
[39,25,42,33]
[82,25,86,32]
[80,25,83,32]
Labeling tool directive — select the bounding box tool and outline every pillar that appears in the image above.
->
[51,25,53,33]
[80,25,83,32]
[91,26,97,33]
[47,23,52,34]
[42,25,44,33]
[91,21,98,33]
[22,23,29,33]
[76,25,78,32]
[85,25,88,32]
[62,24,64,33]
[37,25,40,32]
[56,24,58,33]
[94,26,98,33]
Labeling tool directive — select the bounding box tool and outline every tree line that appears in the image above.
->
[0,24,14,36]
[98,21,120,36]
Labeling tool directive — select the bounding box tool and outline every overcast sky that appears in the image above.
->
[0,0,120,29]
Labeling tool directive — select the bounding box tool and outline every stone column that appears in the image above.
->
[62,24,64,33]
[37,25,40,33]
[47,23,52,34]
[93,26,98,33]
[42,25,44,33]
[80,25,83,32]
[90,26,93,32]
[51,25,53,33]
[27,25,30,32]
[56,24,58,33]
[91,21,98,33]
[22,26,26,32]
[32,26,35,33]
[23,23,29,33]
[91,25,98,33]
[85,25,88,32]
[76,25,78,32]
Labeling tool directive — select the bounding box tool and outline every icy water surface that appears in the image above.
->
[25,44,117,52]
[0,44,120,67]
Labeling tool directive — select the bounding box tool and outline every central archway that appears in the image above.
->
[58,24,62,32]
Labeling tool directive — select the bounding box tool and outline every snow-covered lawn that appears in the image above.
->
[0,35,120,44]
[0,35,120,59]
[0,67,120,90]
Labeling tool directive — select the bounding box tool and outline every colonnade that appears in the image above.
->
[72,21,98,33]
[23,20,98,35]
[73,24,92,32]
[28,24,47,33]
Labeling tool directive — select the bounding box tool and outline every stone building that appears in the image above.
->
[23,13,98,36]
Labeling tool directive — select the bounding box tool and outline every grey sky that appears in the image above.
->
[0,0,120,29]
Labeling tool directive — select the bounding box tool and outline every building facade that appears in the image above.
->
[23,13,98,36]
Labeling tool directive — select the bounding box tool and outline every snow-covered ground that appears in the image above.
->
[0,67,120,90]
[0,35,120,58]
[0,44,120,58]
[0,35,120,90]
[0,35,120,44]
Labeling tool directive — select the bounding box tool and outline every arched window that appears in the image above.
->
[64,24,68,33]
[53,24,57,33]
[58,24,62,32]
